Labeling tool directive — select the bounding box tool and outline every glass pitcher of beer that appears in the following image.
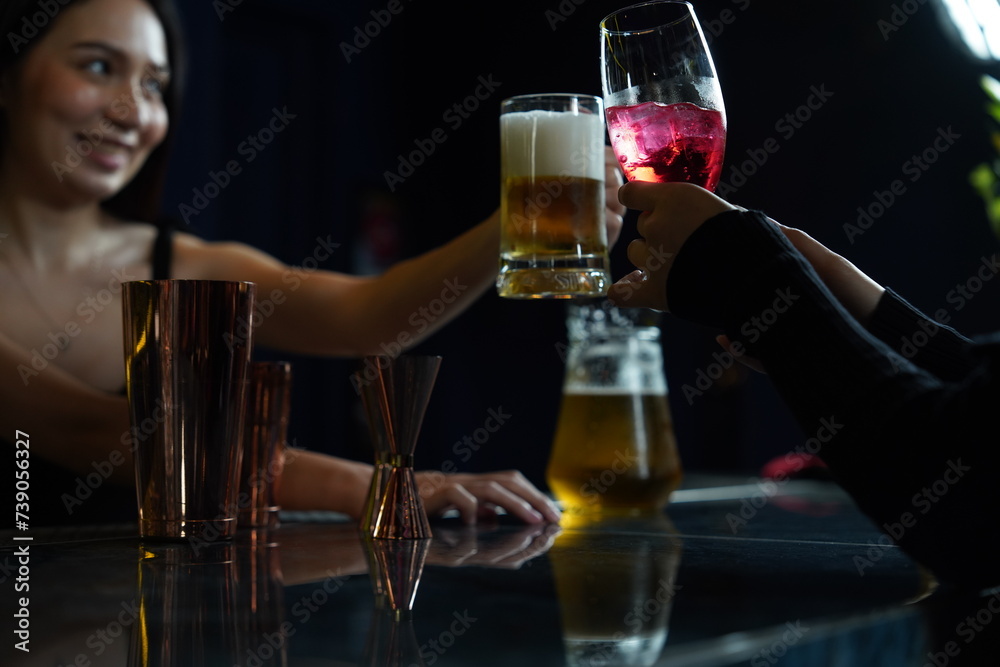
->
[546,304,682,516]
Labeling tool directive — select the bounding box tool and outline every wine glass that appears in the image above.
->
[600,1,726,189]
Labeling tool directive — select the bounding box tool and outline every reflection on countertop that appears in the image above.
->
[3,477,999,666]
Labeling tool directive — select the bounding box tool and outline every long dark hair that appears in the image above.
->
[0,0,186,222]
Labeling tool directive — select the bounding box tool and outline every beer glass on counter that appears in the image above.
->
[497,94,610,299]
[546,304,682,515]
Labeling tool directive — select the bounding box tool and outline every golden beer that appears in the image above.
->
[498,95,610,298]
[546,391,682,515]
[548,304,682,516]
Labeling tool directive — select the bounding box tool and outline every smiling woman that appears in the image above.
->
[3,1,171,203]
[0,0,181,394]
[0,0,184,223]
[0,0,623,528]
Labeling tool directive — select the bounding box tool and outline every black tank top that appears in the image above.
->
[151,217,174,280]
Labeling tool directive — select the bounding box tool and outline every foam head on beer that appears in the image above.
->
[500,109,605,180]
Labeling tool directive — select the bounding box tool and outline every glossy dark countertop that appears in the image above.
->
[4,476,999,666]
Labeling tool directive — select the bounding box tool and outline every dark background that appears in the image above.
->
[161,0,1000,487]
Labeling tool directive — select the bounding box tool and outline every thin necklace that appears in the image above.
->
[0,254,72,351]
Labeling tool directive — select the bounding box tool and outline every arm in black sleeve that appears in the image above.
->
[668,209,1000,589]
[866,288,979,381]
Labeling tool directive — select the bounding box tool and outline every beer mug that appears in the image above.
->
[497,93,610,298]
[546,304,682,515]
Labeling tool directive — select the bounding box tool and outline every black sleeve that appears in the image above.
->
[668,209,1000,589]
[866,288,978,381]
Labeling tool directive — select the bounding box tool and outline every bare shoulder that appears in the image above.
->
[111,220,159,243]
[94,220,158,270]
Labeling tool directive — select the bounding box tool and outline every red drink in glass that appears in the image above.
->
[606,101,726,190]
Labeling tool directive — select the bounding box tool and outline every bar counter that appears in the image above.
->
[4,475,999,666]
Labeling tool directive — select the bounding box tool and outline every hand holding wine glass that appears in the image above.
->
[601,1,726,189]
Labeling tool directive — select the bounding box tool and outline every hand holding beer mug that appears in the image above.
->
[497,94,611,299]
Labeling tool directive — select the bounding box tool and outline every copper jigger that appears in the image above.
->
[362,603,425,667]
[364,536,430,612]
[360,354,441,540]
[356,368,392,537]
[362,536,430,666]
[238,361,292,529]
[123,280,255,542]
